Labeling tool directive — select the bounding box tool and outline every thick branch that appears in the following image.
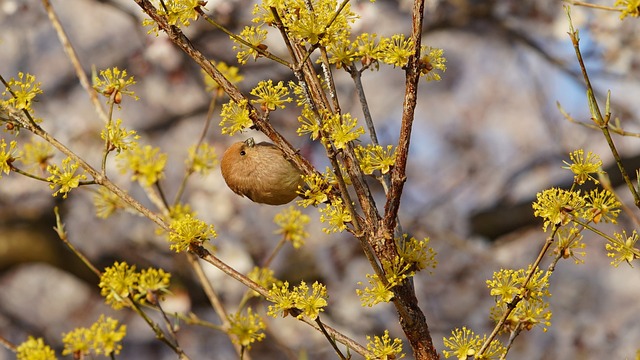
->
[383,1,423,233]
[381,0,440,359]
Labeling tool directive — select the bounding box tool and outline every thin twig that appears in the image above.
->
[130,298,190,358]
[53,207,102,277]
[198,11,291,68]
[174,95,218,205]
[155,298,183,348]
[261,237,288,269]
[565,6,640,208]
[562,0,620,12]
[5,105,169,231]
[41,0,110,125]
[315,317,348,360]
[500,326,523,360]
[186,253,248,359]
[350,67,378,144]
[0,334,16,353]
[101,100,116,176]
[189,244,370,357]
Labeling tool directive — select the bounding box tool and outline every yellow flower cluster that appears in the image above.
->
[365,330,405,360]
[486,266,552,332]
[0,139,17,178]
[168,214,217,253]
[99,261,171,309]
[219,99,252,135]
[46,157,87,199]
[62,315,127,357]
[1,72,42,112]
[93,67,139,105]
[297,173,331,207]
[443,327,505,360]
[228,307,266,349]
[250,79,292,111]
[267,281,328,320]
[117,144,167,187]
[615,0,640,19]
[274,206,310,248]
[186,142,218,175]
[142,0,201,35]
[355,144,397,175]
[16,337,56,360]
[202,62,244,96]
[319,199,352,233]
[606,230,640,267]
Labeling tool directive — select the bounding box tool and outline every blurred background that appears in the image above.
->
[1,0,640,358]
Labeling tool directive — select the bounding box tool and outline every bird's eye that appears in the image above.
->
[240,150,246,156]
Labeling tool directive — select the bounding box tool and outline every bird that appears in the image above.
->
[220,137,304,205]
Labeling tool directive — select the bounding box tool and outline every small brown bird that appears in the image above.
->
[220,138,304,205]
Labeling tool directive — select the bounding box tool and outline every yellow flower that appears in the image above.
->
[232,26,268,64]
[46,157,87,198]
[202,61,244,96]
[380,34,414,67]
[267,281,296,318]
[354,33,383,69]
[93,187,127,219]
[294,281,328,320]
[319,199,352,233]
[355,144,396,175]
[186,142,218,175]
[117,144,167,187]
[228,308,266,349]
[419,46,446,81]
[16,337,57,360]
[99,262,139,310]
[297,106,323,140]
[61,316,127,357]
[326,112,364,150]
[615,0,640,19]
[248,267,281,298]
[137,267,172,304]
[443,327,479,359]
[167,214,217,253]
[0,138,18,178]
[366,330,404,360]
[62,327,91,357]
[219,99,252,135]
[606,230,640,267]
[1,72,42,112]
[326,36,357,69]
[396,235,437,272]
[297,173,331,207]
[101,119,139,153]
[250,80,292,111]
[585,188,621,224]
[142,0,201,34]
[89,315,127,356]
[555,225,586,264]
[92,67,139,105]
[532,188,585,231]
[562,149,603,185]
[274,206,310,248]
[356,273,394,307]
[18,139,54,173]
